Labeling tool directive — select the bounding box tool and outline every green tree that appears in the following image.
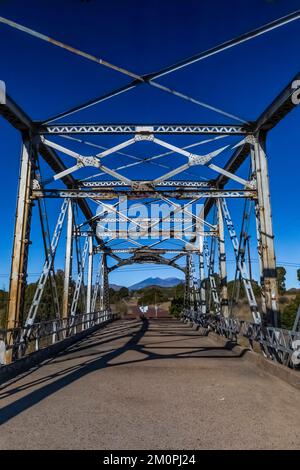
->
[281,292,300,330]
[227,279,261,299]
[276,266,286,294]
[0,288,8,327]
[109,287,129,304]
[297,268,300,285]
[118,287,129,299]
[169,296,184,318]
[138,286,168,306]
[23,270,78,322]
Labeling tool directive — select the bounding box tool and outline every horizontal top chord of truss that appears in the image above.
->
[95,248,192,254]
[39,124,250,135]
[80,180,213,188]
[32,189,257,200]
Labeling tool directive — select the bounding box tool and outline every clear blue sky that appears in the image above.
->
[0,0,299,289]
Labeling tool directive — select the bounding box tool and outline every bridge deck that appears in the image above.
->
[0,318,299,450]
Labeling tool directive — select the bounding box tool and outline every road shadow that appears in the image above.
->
[0,319,247,425]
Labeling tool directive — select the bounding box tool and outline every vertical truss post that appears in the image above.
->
[199,242,206,316]
[102,253,110,317]
[37,197,61,320]
[6,137,34,361]
[221,198,261,323]
[70,235,89,321]
[203,238,221,314]
[24,199,69,331]
[86,235,93,324]
[184,254,191,319]
[217,199,228,317]
[62,199,73,318]
[252,132,279,326]
[99,253,110,320]
[91,255,101,312]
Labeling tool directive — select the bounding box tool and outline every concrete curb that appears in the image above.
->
[0,320,113,385]
[208,331,300,391]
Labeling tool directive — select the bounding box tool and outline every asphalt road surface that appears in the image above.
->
[0,318,299,449]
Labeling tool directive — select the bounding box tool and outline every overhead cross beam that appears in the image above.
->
[9,9,294,123]
[40,124,249,135]
[3,12,299,125]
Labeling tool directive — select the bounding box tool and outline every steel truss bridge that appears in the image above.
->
[0,11,300,372]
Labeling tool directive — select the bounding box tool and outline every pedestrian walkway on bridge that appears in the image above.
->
[0,318,299,450]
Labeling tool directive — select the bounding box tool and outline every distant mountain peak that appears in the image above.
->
[129,277,183,290]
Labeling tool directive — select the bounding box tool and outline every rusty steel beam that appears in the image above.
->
[252,132,279,326]
[6,138,34,361]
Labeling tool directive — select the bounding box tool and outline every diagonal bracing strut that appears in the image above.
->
[23,199,69,335]
[220,198,261,323]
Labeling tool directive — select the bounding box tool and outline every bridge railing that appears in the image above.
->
[0,310,116,365]
[183,310,300,369]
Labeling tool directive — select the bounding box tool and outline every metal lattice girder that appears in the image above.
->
[32,189,257,200]
[73,135,231,181]
[37,197,61,320]
[24,199,69,330]
[91,257,102,312]
[108,252,185,273]
[97,248,191,254]
[197,313,300,367]
[42,134,252,188]
[203,238,221,314]
[81,180,213,188]
[187,254,201,321]
[220,198,261,324]
[70,236,89,319]
[232,198,253,306]
[41,124,249,135]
